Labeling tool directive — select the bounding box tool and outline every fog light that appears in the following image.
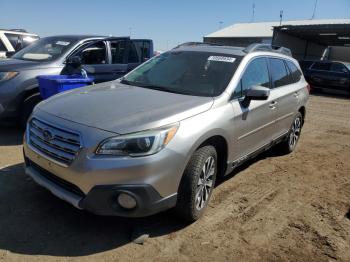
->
[117,193,137,209]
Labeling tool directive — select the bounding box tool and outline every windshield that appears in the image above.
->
[122,51,240,97]
[12,37,78,62]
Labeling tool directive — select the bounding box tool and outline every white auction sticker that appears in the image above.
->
[208,56,236,63]
[56,41,70,46]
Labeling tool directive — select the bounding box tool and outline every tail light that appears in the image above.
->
[306,84,311,93]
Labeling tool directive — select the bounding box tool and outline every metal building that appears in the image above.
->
[204,19,350,62]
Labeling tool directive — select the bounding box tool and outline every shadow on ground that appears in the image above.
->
[310,90,350,99]
[0,138,288,257]
[0,126,23,146]
[0,164,188,257]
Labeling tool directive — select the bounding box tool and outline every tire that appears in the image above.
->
[175,145,217,222]
[20,93,42,128]
[278,112,303,154]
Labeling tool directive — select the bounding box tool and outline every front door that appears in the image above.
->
[230,57,275,159]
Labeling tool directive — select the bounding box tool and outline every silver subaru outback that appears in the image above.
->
[23,43,309,221]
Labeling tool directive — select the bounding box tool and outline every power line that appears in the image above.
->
[311,0,318,19]
[251,3,255,22]
[279,10,284,26]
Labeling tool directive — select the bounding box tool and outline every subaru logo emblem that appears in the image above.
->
[42,130,54,141]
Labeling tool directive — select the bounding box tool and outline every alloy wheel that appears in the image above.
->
[195,156,215,210]
[289,116,302,148]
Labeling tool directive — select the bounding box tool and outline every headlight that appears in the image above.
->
[0,72,19,82]
[96,124,179,156]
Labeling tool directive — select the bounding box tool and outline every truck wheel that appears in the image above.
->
[175,145,217,222]
[20,93,42,127]
[278,112,303,154]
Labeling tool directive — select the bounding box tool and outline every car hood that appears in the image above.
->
[37,81,214,134]
[0,58,53,71]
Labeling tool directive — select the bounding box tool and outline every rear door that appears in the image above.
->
[328,62,350,91]
[268,58,300,139]
[308,62,332,88]
[107,39,131,79]
[128,40,154,71]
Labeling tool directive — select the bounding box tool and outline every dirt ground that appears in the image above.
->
[0,94,349,262]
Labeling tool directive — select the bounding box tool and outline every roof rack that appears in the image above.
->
[244,43,292,57]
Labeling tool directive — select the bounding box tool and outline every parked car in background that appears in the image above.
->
[23,43,309,221]
[304,60,350,95]
[298,60,314,74]
[0,35,153,125]
[0,29,39,59]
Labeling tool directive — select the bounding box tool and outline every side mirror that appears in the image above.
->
[245,86,270,100]
[66,56,82,66]
[6,51,15,57]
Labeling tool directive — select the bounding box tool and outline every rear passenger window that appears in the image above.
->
[110,40,127,64]
[330,63,348,73]
[269,58,290,88]
[128,43,140,63]
[233,57,270,98]
[286,60,302,83]
[311,62,331,71]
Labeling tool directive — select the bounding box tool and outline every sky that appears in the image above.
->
[1,0,349,50]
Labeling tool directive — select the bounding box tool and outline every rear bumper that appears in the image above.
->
[24,157,177,217]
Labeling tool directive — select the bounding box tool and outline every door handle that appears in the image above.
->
[293,91,299,98]
[269,101,277,109]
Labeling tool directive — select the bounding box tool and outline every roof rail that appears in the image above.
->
[0,28,28,33]
[173,42,224,49]
[244,43,292,57]
[9,29,27,33]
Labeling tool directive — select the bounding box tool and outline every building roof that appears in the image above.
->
[205,19,350,38]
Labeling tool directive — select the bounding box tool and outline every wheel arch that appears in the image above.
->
[298,106,306,126]
[181,131,230,183]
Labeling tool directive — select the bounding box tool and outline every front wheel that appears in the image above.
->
[175,145,217,222]
[278,112,303,154]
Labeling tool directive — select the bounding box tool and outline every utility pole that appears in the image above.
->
[311,0,318,19]
[279,10,284,26]
[251,3,255,22]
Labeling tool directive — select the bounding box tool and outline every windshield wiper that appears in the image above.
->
[120,79,197,96]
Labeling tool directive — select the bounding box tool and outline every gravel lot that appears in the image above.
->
[0,94,349,262]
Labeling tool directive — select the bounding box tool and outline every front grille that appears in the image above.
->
[29,160,85,197]
[28,118,81,166]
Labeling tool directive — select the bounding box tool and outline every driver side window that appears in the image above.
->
[77,41,107,65]
[232,57,270,98]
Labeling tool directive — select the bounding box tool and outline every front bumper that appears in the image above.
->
[24,157,177,217]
